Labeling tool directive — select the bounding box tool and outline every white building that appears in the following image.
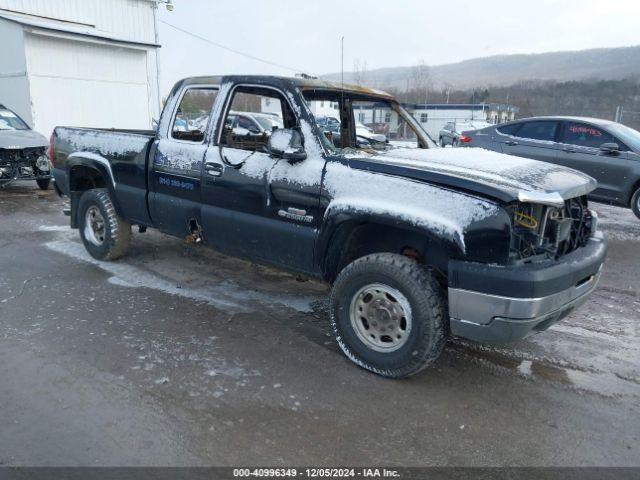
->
[0,0,161,137]
[407,103,519,140]
[261,97,339,119]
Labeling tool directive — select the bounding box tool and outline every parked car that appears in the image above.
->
[316,116,340,131]
[51,76,606,378]
[439,120,491,147]
[317,118,387,145]
[356,122,387,143]
[0,104,51,189]
[464,116,640,219]
[227,111,281,137]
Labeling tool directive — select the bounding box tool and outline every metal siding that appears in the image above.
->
[24,33,152,136]
[0,18,33,126]
[0,0,156,43]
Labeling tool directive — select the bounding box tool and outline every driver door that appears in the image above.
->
[200,84,322,273]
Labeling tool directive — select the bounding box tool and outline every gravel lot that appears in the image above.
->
[0,182,638,466]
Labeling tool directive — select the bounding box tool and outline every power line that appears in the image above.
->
[160,20,313,76]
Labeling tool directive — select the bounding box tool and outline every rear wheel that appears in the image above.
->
[78,188,131,260]
[631,187,640,220]
[329,253,447,378]
[439,137,445,147]
[36,178,50,190]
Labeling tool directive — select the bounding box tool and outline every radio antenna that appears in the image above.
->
[341,36,345,91]
[341,36,345,148]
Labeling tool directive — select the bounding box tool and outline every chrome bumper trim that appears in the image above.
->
[449,266,602,326]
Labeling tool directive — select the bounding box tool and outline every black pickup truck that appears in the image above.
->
[51,75,607,378]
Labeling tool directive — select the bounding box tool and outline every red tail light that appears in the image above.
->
[459,135,472,143]
[49,132,55,166]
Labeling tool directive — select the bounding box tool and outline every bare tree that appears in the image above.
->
[353,58,368,86]
[410,59,431,104]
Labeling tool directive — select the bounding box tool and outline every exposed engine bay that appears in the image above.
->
[0,104,51,189]
[0,146,50,188]
[509,196,595,263]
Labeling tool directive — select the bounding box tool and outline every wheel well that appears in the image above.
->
[628,178,640,207]
[69,165,106,192]
[68,166,108,229]
[322,221,449,283]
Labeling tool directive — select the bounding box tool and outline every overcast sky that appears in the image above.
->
[157,0,640,96]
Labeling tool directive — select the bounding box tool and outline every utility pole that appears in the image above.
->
[152,1,174,124]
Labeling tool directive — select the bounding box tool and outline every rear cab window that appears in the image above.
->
[171,87,219,142]
[560,122,624,150]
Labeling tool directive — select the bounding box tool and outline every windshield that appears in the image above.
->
[608,123,640,152]
[0,108,29,131]
[302,90,436,154]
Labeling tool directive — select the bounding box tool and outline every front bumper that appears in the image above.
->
[447,232,607,344]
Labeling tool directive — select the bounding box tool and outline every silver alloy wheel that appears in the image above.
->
[349,283,413,352]
[84,205,106,246]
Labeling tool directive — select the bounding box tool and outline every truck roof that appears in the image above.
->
[173,75,394,100]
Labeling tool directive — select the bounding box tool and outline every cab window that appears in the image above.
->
[561,122,618,149]
[171,87,218,142]
[220,86,292,152]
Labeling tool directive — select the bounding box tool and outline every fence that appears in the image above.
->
[615,106,640,131]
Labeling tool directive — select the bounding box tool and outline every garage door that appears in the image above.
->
[25,33,153,136]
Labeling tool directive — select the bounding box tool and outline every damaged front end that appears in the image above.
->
[0,147,51,188]
[508,196,596,263]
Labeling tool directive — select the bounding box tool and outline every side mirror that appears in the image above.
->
[267,128,306,162]
[599,142,620,154]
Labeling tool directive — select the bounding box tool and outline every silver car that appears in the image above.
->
[439,120,491,147]
[464,116,640,219]
[0,104,50,190]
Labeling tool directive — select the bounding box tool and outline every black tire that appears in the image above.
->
[329,253,447,378]
[439,137,445,147]
[78,188,131,261]
[631,187,640,220]
[36,178,50,190]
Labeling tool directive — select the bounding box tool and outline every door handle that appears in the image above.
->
[505,140,518,146]
[205,162,223,177]
[562,147,575,153]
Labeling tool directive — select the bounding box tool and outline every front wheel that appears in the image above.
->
[329,253,447,378]
[36,178,50,190]
[78,188,131,260]
[631,187,640,220]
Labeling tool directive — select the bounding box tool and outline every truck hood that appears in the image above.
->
[0,129,48,150]
[346,147,597,207]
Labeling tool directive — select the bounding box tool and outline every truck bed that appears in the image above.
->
[52,126,156,225]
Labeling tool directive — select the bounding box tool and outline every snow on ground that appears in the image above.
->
[43,229,316,315]
[31,198,640,400]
